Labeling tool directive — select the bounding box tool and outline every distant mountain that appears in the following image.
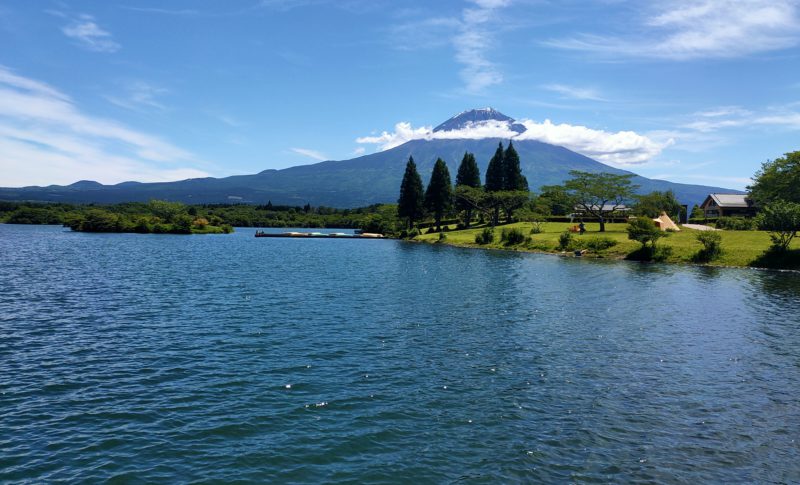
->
[0,109,740,208]
[434,107,526,134]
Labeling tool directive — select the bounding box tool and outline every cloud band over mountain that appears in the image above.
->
[356,118,671,166]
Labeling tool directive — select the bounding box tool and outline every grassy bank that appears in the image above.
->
[416,222,800,270]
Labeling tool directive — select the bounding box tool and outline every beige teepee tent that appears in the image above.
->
[653,212,680,231]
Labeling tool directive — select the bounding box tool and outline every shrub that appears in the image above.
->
[716,216,755,231]
[500,227,526,245]
[558,231,574,250]
[475,227,495,245]
[407,227,420,239]
[756,200,800,251]
[437,232,447,242]
[627,217,666,248]
[529,220,543,234]
[584,237,618,253]
[693,231,723,262]
[653,245,673,262]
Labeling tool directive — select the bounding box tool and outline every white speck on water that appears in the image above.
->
[468,419,472,423]
[315,401,328,407]
[443,385,448,389]
[639,459,647,463]
[285,384,292,389]
[490,368,496,372]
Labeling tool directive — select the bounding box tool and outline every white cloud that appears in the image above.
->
[542,83,606,101]
[61,14,120,53]
[356,117,670,165]
[0,66,206,187]
[683,104,800,132]
[389,1,511,93]
[106,81,168,111]
[352,147,366,156]
[290,147,328,161]
[454,1,510,92]
[547,0,800,60]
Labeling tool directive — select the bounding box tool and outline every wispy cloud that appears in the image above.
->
[0,66,206,187]
[291,147,328,161]
[542,83,606,101]
[356,116,670,166]
[683,104,800,132]
[105,81,168,112]
[454,0,510,93]
[389,1,511,93]
[60,14,120,53]
[547,0,800,60]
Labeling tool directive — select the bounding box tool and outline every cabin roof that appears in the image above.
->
[703,193,752,208]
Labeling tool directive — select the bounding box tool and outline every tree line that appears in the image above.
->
[397,141,530,232]
[0,200,400,235]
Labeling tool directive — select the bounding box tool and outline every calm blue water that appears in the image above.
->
[1,224,799,483]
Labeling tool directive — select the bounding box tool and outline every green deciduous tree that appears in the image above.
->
[397,156,425,229]
[533,185,574,216]
[564,171,638,232]
[424,158,454,231]
[748,151,800,205]
[635,190,682,218]
[756,200,800,251]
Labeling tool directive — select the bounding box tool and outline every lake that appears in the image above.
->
[1,224,799,482]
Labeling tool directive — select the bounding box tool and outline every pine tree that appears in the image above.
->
[502,141,528,191]
[484,142,505,192]
[455,152,482,228]
[455,152,481,188]
[424,158,454,231]
[397,156,425,229]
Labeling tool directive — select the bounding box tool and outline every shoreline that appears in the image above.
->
[411,222,800,273]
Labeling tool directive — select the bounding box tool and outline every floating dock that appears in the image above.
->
[255,231,385,239]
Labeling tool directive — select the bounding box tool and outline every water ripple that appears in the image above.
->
[1,225,800,482]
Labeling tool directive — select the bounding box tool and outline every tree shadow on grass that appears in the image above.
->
[749,248,800,270]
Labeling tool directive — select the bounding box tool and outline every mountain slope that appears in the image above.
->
[0,109,740,207]
[0,137,736,207]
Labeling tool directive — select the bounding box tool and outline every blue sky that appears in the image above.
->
[1,0,799,190]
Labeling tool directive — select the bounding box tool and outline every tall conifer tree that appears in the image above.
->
[455,152,481,188]
[484,142,505,192]
[424,158,453,231]
[455,152,482,228]
[502,140,528,191]
[397,156,424,229]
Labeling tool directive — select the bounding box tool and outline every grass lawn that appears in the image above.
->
[416,221,800,270]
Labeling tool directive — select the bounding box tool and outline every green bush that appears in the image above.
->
[529,220,543,234]
[500,227,526,245]
[558,231,574,250]
[627,217,666,248]
[715,216,756,231]
[756,200,800,251]
[653,245,673,262]
[475,227,495,245]
[693,231,723,262]
[584,237,618,253]
[437,232,447,242]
